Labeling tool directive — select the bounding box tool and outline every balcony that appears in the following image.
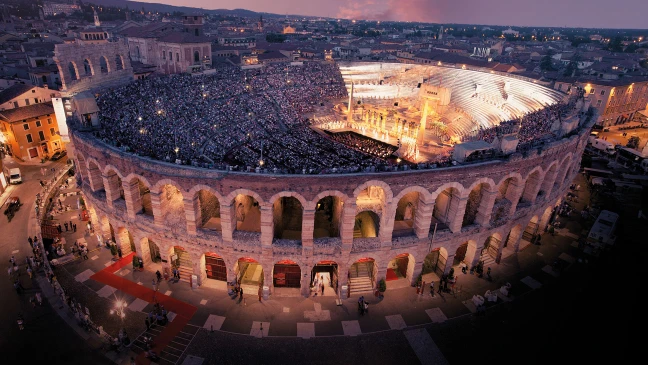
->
[351,237,381,253]
[313,237,342,255]
[391,235,419,250]
[272,239,303,256]
[232,231,261,254]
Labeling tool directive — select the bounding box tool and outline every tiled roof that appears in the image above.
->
[0,102,54,123]
[0,83,33,105]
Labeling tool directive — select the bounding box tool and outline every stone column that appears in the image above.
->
[475,190,497,227]
[522,174,542,204]
[123,179,141,220]
[134,236,152,268]
[192,252,205,287]
[541,169,558,197]
[149,191,164,229]
[262,262,273,298]
[301,209,315,256]
[448,196,468,233]
[115,228,132,255]
[340,202,357,254]
[442,254,455,275]
[380,205,395,246]
[260,206,274,250]
[415,200,434,239]
[300,264,312,297]
[184,196,199,236]
[506,180,524,216]
[220,204,234,243]
[87,166,104,192]
[465,243,483,269]
[103,173,121,208]
[409,259,421,286]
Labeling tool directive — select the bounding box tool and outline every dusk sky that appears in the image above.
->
[135,0,648,29]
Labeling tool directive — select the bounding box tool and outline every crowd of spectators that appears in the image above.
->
[91,62,582,174]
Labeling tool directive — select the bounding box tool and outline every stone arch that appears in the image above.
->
[353,180,393,204]
[75,151,88,183]
[68,61,78,81]
[157,182,186,232]
[83,58,94,76]
[393,186,433,204]
[188,185,224,232]
[194,50,200,63]
[520,166,544,204]
[224,189,265,207]
[462,178,495,228]
[491,173,523,225]
[386,253,416,285]
[99,55,109,73]
[273,259,302,289]
[541,161,560,197]
[313,193,345,239]
[103,166,125,204]
[203,252,227,282]
[229,192,262,233]
[349,257,378,293]
[353,210,380,238]
[308,190,349,210]
[272,194,304,240]
[86,159,104,192]
[125,174,153,216]
[268,191,309,210]
[115,54,124,71]
[431,182,464,232]
[555,154,573,189]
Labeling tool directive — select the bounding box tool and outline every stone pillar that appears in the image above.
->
[302,209,315,256]
[375,265,385,289]
[134,236,152,268]
[506,180,524,216]
[380,205,395,245]
[149,191,164,229]
[475,190,496,227]
[522,174,542,204]
[300,264,312,297]
[442,254,455,275]
[260,206,274,249]
[465,243,483,269]
[415,200,434,239]
[184,196,199,235]
[192,252,205,287]
[541,169,558,197]
[409,259,421,286]
[338,265,349,290]
[103,173,121,208]
[262,262,273,297]
[340,202,357,253]
[220,204,234,243]
[123,179,141,220]
[115,228,132,255]
[448,196,468,233]
[87,166,103,192]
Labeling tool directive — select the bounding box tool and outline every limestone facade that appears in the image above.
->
[71,122,589,297]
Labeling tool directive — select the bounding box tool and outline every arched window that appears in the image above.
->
[99,56,109,73]
[115,54,124,71]
[194,50,200,64]
[83,59,92,76]
[68,62,78,80]
[84,34,89,40]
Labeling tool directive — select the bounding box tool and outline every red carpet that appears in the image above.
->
[386,268,398,281]
[90,254,197,365]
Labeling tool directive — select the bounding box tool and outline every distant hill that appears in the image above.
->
[87,0,303,18]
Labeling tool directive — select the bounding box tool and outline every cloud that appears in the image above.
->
[336,0,443,22]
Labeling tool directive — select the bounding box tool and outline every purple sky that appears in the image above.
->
[136,0,647,29]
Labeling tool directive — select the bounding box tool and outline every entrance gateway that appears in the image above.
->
[236,257,263,294]
[311,260,338,296]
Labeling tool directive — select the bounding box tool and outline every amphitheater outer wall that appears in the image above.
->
[72,128,589,296]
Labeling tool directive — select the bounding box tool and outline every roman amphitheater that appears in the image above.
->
[68,60,593,299]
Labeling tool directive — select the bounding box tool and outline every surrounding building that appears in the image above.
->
[0,102,63,161]
[0,84,59,111]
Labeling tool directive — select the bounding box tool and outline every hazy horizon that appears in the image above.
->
[132,0,648,29]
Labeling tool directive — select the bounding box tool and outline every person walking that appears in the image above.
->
[145,317,150,330]
[26,266,32,279]
[430,281,435,297]
[82,248,89,260]
[156,270,162,282]
[321,282,325,296]
[73,223,77,232]
[64,222,69,231]
[118,247,123,259]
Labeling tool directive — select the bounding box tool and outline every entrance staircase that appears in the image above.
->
[176,250,192,284]
[349,263,374,295]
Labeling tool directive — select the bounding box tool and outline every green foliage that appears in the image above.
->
[540,50,555,72]
[266,33,286,43]
[132,255,140,268]
[378,278,387,292]
[627,136,640,149]
[608,37,624,52]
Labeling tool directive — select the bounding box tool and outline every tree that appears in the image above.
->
[540,50,556,72]
[265,33,286,43]
[627,136,640,149]
[563,52,581,77]
[608,36,624,52]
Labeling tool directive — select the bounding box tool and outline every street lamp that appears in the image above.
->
[110,300,126,319]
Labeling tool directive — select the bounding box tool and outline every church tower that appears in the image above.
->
[93,7,101,27]
[257,15,264,32]
[438,26,443,40]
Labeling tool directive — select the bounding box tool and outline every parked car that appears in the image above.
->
[51,150,67,160]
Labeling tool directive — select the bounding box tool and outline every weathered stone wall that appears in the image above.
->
[54,40,134,96]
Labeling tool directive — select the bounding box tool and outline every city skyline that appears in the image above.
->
[134,0,648,29]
